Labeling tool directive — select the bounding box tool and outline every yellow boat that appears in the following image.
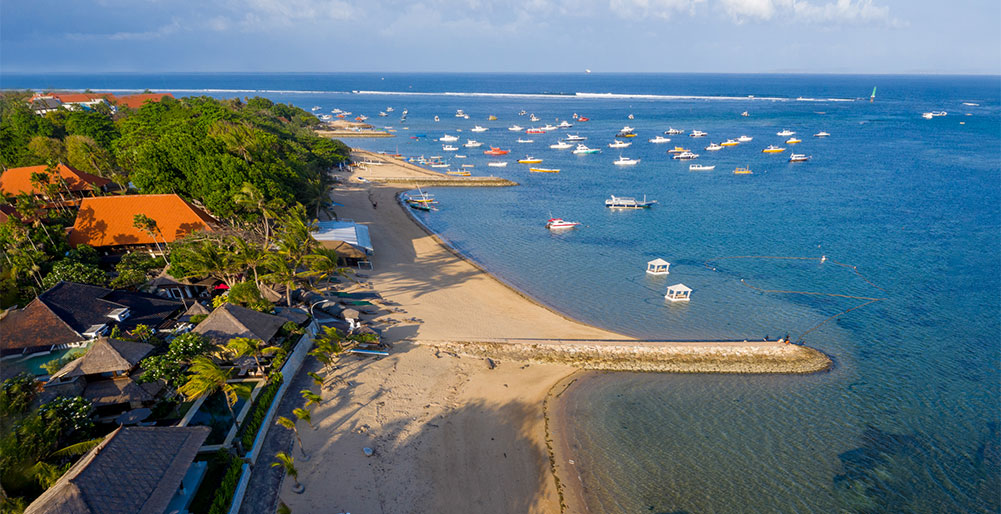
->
[762,145,786,153]
[734,166,753,174]
[720,139,739,146]
[529,167,560,173]
[518,157,543,164]
[667,146,690,153]
[446,170,471,176]
[786,138,801,144]
[488,115,498,121]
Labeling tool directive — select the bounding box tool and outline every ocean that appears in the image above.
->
[4,72,998,512]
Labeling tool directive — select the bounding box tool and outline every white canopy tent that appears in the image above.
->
[665,283,692,302]
[646,258,670,275]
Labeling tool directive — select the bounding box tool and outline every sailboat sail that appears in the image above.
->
[870,87,877,103]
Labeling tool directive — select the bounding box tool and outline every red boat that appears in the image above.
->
[525,128,545,134]
[578,117,590,122]
[483,147,510,155]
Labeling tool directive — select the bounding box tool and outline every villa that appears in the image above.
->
[0,163,112,202]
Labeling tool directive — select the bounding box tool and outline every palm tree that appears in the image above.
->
[301,176,333,219]
[226,337,279,373]
[132,213,170,265]
[300,389,322,408]
[172,239,241,287]
[271,451,304,493]
[233,183,280,250]
[276,416,308,459]
[292,407,314,430]
[261,252,303,307]
[231,236,266,288]
[177,356,253,422]
[305,247,351,291]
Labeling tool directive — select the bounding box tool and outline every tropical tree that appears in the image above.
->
[300,390,322,408]
[132,213,170,264]
[292,407,314,430]
[275,416,307,458]
[233,183,280,250]
[177,356,253,422]
[231,236,266,288]
[170,239,242,287]
[271,451,303,493]
[261,253,303,308]
[41,259,106,289]
[305,247,350,291]
[225,337,279,372]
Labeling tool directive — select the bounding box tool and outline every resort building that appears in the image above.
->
[312,219,374,268]
[0,163,112,201]
[26,92,175,113]
[24,426,209,514]
[192,303,287,346]
[0,281,182,358]
[67,194,217,255]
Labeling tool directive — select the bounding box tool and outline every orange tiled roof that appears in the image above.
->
[0,163,112,196]
[112,93,174,109]
[68,194,217,248]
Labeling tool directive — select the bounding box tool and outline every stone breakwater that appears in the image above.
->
[417,339,833,374]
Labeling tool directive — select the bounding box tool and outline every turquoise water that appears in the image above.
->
[4,73,998,511]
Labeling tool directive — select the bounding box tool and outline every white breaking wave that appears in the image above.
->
[355,90,857,102]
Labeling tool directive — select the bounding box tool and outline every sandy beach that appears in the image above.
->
[278,151,831,513]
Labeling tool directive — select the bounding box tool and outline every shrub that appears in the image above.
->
[235,377,283,454]
[0,373,38,416]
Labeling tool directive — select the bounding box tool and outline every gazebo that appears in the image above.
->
[665,284,692,302]
[646,258,671,275]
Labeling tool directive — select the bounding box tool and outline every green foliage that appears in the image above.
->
[64,244,100,265]
[110,251,160,289]
[207,452,244,514]
[0,373,38,416]
[235,377,282,453]
[65,134,115,177]
[224,281,272,312]
[41,259,106,289]
[139,332,213,388]
[189,314,208,324]
[26,136,66,163]
[64,110,118,150]
[187,450,242,514]
[0,92,60,167]
[39,349,85,376]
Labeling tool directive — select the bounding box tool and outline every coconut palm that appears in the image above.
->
[292,407,314,430]
[177,356,253,422]
[226,337,279,372]
[172,239,242,287]
[231,236,267,288]
[276,416,307,458]
[271,451,303,493]
[300,390,322,408]
[233,182,280,251]
[305,247,351,290]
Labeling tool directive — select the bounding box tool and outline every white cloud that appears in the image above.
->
[609,0,705,20]
[66,20,181,41]
[717,0,900,25]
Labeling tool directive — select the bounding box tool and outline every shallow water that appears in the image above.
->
[6,72,998,512]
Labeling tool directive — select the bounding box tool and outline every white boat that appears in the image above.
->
[508,125,524,131]
[620,125,635,133]
[609,140,631,148]
[546,218,581,230]
[776,129,795,136]
[649,135,671,144]
[488,161,508,167]
[741,111,750,117]
[434,115,440,122]
[378,111,388,117]
[689,164,715,171]
[963,102,979,106]
[530,114,540,122]
[455,110,466,118]
[921,111,947,119]
[565,134,587,142]
[550,140,572,150]
[439,134,459,142]
[672,151,699,160]
[519,110,527,116]
[689,130,708,138]
[762,145,786,153]
[665,128,684,135]
[813,131,830,137]
[605,195,657,209]
[517,138,534,143]
[613,156,640,166]
[311,106,322,111]
[737,135,753,142]
[572,144,600,154]
[558,121,573,128]
[455,155,467,159]
[319,114,333,121]
[463,140,483,148]
[705,142,724,151]
[471,125,488,132]
[442,144,458,151]
[789,154,811,162]
[720,139,739,147]
[386,107,394,112]
[541,124,557,131]
[627,114,634,120]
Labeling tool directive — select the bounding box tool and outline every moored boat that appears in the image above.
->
[529,167,560,173]
[667,146,689,154]
[786,137,802,144]
[689,164,716,171]
[813,131,830,137]
[672,151,699,160]
[439,134,459,142]
[546,218,580,229]
[734,166,753,174]
[690,130,708,137]
[605,195,657,209]
[789,153,811,162]
[509,125,524,131]
[762,145,786,153]
[487,161,508,167]
[720,139,739,147]
[572,144,600,154]
[737,135,753,142]
[550,140,572,150]
[484,147,510,155]
[705,142,724,151]
[649,135,671,144]
[776,129,795,136]
[665,127,684,135]
[526,128,546,134]
[565,134,587,141]
[558,120,573,128]
[471,125,488,132]
[518,156,543,164]
[442,144,458,151]
[613,156,640,166]
[463,139,483,148]
[517,138,534,143]
[609,140,631,148]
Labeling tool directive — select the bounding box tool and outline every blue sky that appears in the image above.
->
[1,0,998,74]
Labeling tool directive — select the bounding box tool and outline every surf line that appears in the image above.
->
[705,255,887,344]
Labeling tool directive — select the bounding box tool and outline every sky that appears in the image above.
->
[1,0,999,75]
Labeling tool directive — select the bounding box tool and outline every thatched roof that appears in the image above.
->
[193,303,286,344]
[178,302,211,323]
[82,376,163,406]
[25,426,209,514]
[50,338,153,380]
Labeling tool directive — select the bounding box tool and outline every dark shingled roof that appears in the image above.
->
[25,426,209,514]
[50,338,153,380]
[193,303,286,344]
[0,298,82,353]
[81,376,163,406]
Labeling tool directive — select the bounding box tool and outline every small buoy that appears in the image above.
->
[363,447,374,457]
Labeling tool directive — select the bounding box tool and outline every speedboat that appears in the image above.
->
[615,132,637,138]
[776,129,795,136]
[614,156,640,166]
[605,195,656,209]
[762,145,786,153]
[530,167,560,173]
[518,156,543,164]
[627,114,634,120]
[550,140,572,150]
[690,130,708,137]
[517,138,534,143]
[386,107,394,112]
[464,139,483,148]
[434,116,440,122]
[546,218,580,230]
[690,164,716,171]
[488,115,498,121]
[741,111,750,117]
[455,110,466,118]
[789,154,811,162]
[609,140,631,148]
[541,124,557,131]
[720,139,739,146]
[665,128,684,135]
[471,125,488,132]
[530,114,540,122]
[705,142,724,151]
[442,144,458,151]
[509,125,524,131]
[558,121,573,128]
[439,134,459,142]
[378,111,388,117]
[672,151,699,160]
[620,126,635,133]
[565,134,587,142]
[487,161,508,167]
[813,131,830,137]
[786,137,802,144]
[734,166,753,174]
[572,144,600,154]
[649,135,671,144]
[577,117,590,122]
[518,110,527,116]
[526,128,546,134]
[667,146,689,154]
[311,106,322,111]
[446,170,471,176]
[737,135,753,142]
[484,147,510,155]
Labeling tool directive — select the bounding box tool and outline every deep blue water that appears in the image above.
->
[4,73,999,512]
